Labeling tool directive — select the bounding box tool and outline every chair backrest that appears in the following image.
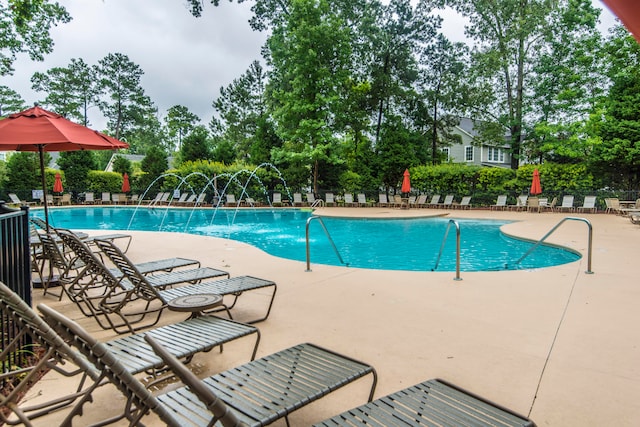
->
[326,193,334,203]
[112,193,120,203]
[430,195,440,204]
[344,193,354,204]
[582,196,596,208]
[272,193,282,204]
[416,195,427,205]
[293,193,303,203]
[195,193,206,205]
[37,303,185,427]
[517,195,528,206]
[561,195,574,207]
[9,193,21,204]
[85,192,94,202]
[101,192,111,202]
[495,195,507,206]
[549,197,557,208]
[357,194,367,204]
[185,194,197,204]
[306,193,315,203]
[528,197,539,207]
[177,193,188,203]
[443,195,454,205]
[0,282,96,425]
[460,196,471,206]
[378,194,388,204]
[227,194,236,204]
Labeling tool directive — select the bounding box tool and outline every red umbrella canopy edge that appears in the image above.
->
[401,169,411,193]
[0,106,128,151]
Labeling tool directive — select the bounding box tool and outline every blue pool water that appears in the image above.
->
[38,207,581,272]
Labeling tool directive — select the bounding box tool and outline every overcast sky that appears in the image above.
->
[3,0,619,131]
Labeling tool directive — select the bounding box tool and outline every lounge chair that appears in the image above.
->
[272,192,283,206]
[306,192,316,206]
[378,193,390,207]
[174,192,189,205]
[322,192,333,206]
[576,195,597,213]
[93,236,276,325]
[456,196,472,210]
[180,194,196,206]
[100,192,111,204]
[0,282,261,425]
[490,194,507,210]
[344,193,356,207]
[393,194,403,208]
[509,195,528,211]
[427,195,441,208]
[293,192,304,206]
[542,196,557,212]
[83,192,95,204]
[439,194,455,209]
[225,194,238,207]
[8,192,34,206]
[314,378,536,427]
[194,193,207,206]
[605,197,622,214]
[357,193,369,207]
[556,195,575,212]
[414,194,427,208]
[39,302,378,427]
[145,192,164,206]
[408,195,417,207]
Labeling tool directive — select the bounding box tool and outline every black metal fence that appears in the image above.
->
[0,201,32,378]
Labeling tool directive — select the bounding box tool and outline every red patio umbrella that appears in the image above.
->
[0,105,128,229]
[121,173,130,193]
[401,169,411,194]
[530,169,542,196]
[53,172,63,193]
[602,0,640,43]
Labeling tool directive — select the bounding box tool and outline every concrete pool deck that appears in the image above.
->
[25,207,640,426]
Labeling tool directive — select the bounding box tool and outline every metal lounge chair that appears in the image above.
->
[306,192,316,205]
[100,192,111,204]
[343,193,355,206]
[576,195,597,213]
[0,281,98,426]
[378,193,389,207]
[556,195,575,212]
[357,193,368,207]
[93,236,277,325]
[427,194,441,208]
[325,192,336,206]
[272,192,283,206]
[456,195,472,209]
[293,192,304,206]
[313,378,536,427]
[83,192,95,204]
[8,192,35,206]
[439,194,455,208]
[0,283,260,425]
[38,302,378,427]
[226,194,238,206]
[414,194,428,208]
[491,195,508,210]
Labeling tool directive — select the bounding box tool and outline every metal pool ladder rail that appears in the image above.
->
[305,215,347,271]
[508,217,593,274]
[433,219,462,281]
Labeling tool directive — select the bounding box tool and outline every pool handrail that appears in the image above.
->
[305,215,347,271]
[433,219,462,281]
[509,216,593,274]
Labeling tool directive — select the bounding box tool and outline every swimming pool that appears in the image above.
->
[38,207,580,272]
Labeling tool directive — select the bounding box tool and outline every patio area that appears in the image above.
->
[23,207,640,426]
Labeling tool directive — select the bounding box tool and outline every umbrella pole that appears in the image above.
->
[38,145,50,231]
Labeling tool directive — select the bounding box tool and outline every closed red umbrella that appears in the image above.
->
[53,172,63,193]
[0,105,128,229]
[401,169,411,194]
[121,173,130,193]
[530,169,542,195]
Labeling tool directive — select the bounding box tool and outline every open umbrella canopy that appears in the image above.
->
[530,169,542,195]
[121,173,130,193]
[401,169,411,194]
[602,0,640,43]
[53,173,63,193]
[0,106,128,229]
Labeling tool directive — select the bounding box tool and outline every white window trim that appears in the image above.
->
[464,145,474,162]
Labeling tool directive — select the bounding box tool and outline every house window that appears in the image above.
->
[488,147,505,163]
[465,146,474,162]
[441,147,450,161]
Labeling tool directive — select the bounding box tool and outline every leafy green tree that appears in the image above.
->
[267,0,352,193]
[31,58,101,125]
[445,0,601,169]
[211,60,268,161]
[0,0,70,76]
[179,125,211,163]
[417,33,469,164]
[139,145,168,191]
[123,107,169,154]
[97,52,154,140]
[165,105,199,151]
[0,85,27,116]
[5,152,41,190]
[211,139,237,165]
[56,151,97,192]
[112,154,132,176]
